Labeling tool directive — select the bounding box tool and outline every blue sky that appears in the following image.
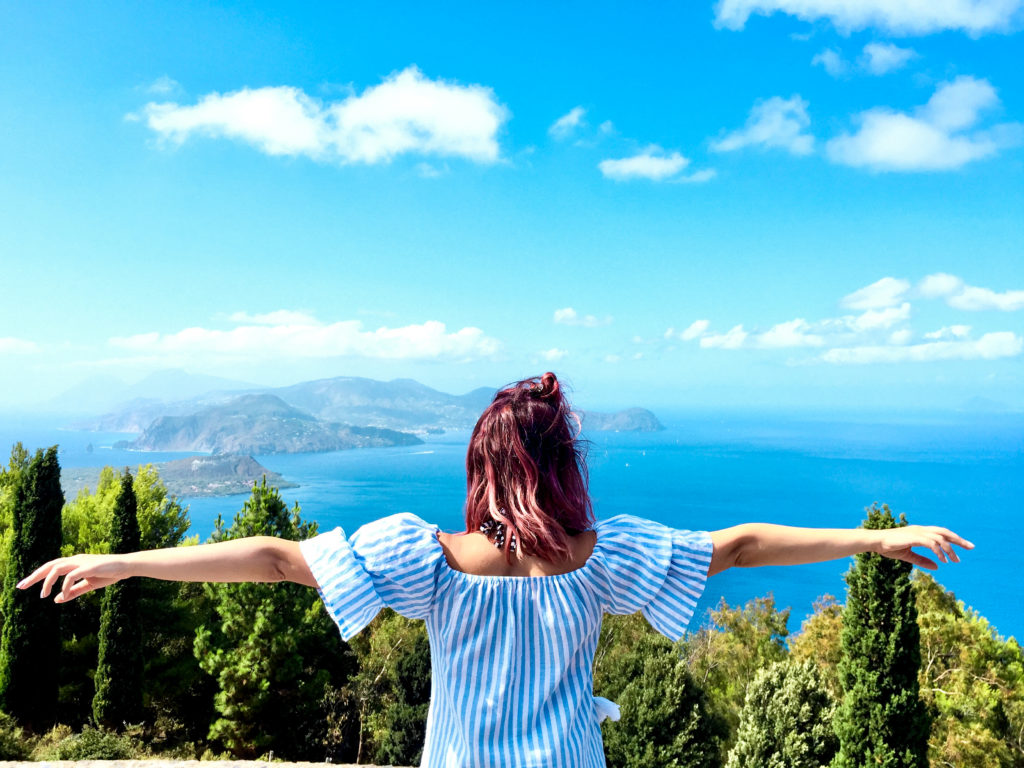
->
[1,0,1022,412]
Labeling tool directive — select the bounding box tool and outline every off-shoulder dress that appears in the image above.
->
[299,512,713,768]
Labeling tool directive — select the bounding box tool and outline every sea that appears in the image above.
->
[1,411,1020,641]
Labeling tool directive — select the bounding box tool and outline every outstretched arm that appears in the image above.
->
[17,537,317,603]
[707,523,973,578]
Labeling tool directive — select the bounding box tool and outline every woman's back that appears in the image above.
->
[299,511,714,768]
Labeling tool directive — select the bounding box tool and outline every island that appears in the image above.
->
[114,394,424,454]
[61,454,298,498]
[581,407,665,432]
[69,374,667,450]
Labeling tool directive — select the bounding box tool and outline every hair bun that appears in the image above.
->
[531,372,560,401]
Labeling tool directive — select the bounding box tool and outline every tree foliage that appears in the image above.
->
[345,608,431,766]
[57,465,206,735]
[193,476,350,760]
[790,594,843,699]
[1,457,1018,765]
[726,659,837,768]
[61,464,193,556]
[0,445,64,731]
[914,571,1024,767]
[0,444,30,597]
[92,469,144,729]
[832,504,930,768]
[683,594,791,759]
[596,613,728,768]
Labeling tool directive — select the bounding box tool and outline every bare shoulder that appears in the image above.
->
[438,529,597,578]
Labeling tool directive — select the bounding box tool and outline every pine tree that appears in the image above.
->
[92,469,144,729]
[726,660,837,768]
[831,504,930,768]
[0,445,64,731]
[193,476,344,759]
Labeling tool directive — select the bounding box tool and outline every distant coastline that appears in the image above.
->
[68,372,667,454]
[61,453,298,499]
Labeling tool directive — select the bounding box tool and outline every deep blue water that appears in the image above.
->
[2,411,1020,640]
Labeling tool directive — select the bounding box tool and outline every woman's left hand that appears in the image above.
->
[874,525,974,570]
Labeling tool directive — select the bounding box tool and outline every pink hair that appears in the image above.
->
[464,372,594,563]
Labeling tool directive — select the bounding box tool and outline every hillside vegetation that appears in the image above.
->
[1,446,1019,766]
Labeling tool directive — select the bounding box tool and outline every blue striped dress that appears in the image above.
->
[299,512,713,768]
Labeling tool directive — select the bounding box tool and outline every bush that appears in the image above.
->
[36,723,150,760]
[27,723,73,759]
[0,710,33,759]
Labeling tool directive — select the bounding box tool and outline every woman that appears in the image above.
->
[18,372,971,767]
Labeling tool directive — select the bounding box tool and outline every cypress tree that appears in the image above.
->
[832,504,930,768]
[0,445,64,731]
[92,469,143,729]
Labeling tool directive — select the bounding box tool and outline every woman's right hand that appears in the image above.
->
[17,554,129,603]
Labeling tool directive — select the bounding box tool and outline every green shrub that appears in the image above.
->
[27,723,73,759]
[0,710,33,759]
[38,724,149,760]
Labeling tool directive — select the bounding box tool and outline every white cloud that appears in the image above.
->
[553,307,612,327]
[755,318,825,348]
[549,107,586,139]
[860,42,917,75]
[541,348,568,361]
[604,354,621,363]
[822,332,1023,364]
[812,48,848,77]
[847,302,912,331]
[923,77,1000,130]
[145,75,181,95]
[918,273,1024,310]
[679,169,718,183]
[918,272,965,298]
[925,325,971,340]
[0,337,38,354]
[711,95,813,156]
[841,276,910,309]
[136,66,508,165]
[949,285,1024,311]
[827,76,1020,172]
[713,0,1023,35]
[415,162,446,178]
[598,146,691,181]
[680,320,711,341]
[671,274,1023,366]
[700,325,748,349]
[109,314,500,362]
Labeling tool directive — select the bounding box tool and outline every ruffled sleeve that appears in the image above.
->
[589,514,713,642]
[299,512,444,640]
